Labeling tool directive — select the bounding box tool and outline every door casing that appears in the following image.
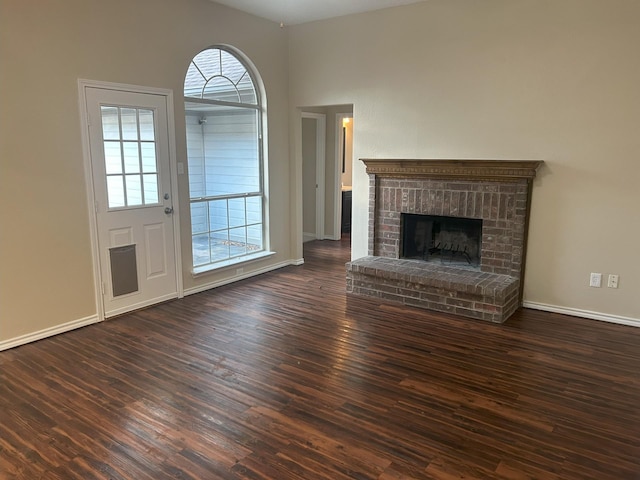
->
[78,79,183,321]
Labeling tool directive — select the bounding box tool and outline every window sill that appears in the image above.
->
[191,250,276,278]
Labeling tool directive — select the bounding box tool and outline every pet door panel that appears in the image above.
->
[109,244,139,297]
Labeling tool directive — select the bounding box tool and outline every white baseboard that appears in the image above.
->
[105,293,178,318]
[0,314,100,352]
[184,259,303,296]
[303,232,317,243]
[523,301,640,328]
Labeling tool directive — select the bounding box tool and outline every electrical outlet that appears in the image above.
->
[607,274,619,288]
[589,272,602,288]
[236,267,244,275]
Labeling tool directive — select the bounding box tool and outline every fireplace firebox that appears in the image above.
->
[400,214,482,267]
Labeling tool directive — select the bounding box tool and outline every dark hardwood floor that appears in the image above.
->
[2,237,640,479]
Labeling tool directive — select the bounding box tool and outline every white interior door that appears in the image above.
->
[85,87,178,317]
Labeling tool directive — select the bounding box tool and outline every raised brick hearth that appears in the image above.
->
[346,159,542,323]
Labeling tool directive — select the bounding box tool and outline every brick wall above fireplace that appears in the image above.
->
[347,159,542,323]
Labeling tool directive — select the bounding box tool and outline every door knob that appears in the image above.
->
[164,207,174,214]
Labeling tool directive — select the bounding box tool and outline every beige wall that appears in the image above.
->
[0,0,291,343]
[289,0,640,321]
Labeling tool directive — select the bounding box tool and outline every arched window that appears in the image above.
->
[184,47,267,271]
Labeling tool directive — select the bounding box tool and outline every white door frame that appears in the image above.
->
[78,79,183,321]
[301,112,326,240]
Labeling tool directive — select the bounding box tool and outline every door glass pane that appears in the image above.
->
[107,176,125,208]
[125,175,142,206]
[104,141,122,174]
[123,142,140,174]
[140,143,157,173]
[101,106,120,140]
[138,109,155,141]
[121,108,138,140]
[143,174,159,204]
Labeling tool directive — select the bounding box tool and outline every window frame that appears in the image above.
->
[184,46,269,273]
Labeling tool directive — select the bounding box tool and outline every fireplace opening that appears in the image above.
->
[400,214,482,267]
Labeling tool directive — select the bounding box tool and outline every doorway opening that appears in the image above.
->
[299,104,353,260]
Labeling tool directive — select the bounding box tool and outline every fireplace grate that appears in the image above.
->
[428,242,473,265]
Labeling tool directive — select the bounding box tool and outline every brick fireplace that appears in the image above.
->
[346,159,543,323]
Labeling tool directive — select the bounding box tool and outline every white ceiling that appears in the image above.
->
[212,0,429,26]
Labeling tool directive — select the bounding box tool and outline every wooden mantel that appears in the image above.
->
[360,159,543,181]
